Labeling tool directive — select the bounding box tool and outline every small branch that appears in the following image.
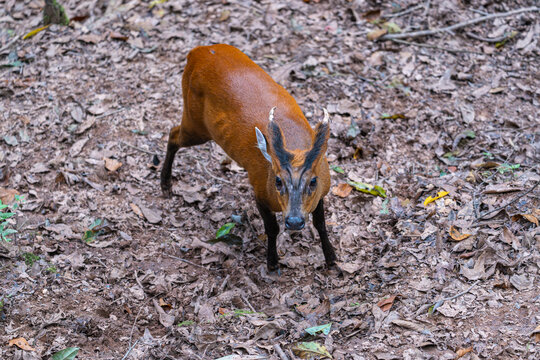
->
[120,141,160,156]
[95,107,125,119]
[466,32,510,43]
[440,280,480,302]
[475,180,540,221]
[122,339,139,360]
[390,39,483,55]
[0,35,21,54]
[380,6,539,40]
[164,253,208,270]
[429,280,480,313]
[384,4,424,18]
[273,344,290,360]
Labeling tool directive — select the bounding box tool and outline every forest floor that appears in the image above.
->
[0,1,539,359]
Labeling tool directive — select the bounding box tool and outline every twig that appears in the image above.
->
[242,295,256,313]
[423,0,431,17]
[441,280,480,302]
[273,344,290,360]
[201,160,233,185]
[470,8,491,16]
[475,180,540,221]
[429,280,480,313]
[95,107,125,119]
[380,6,539,40]
[384,4,424,18]
[466,32,509,43]
[389,39,484,55]
[0,35,21,54]
[120,141,160,156]
[122,339,140,360]
[219,274,230,292]
[164,253,208,270]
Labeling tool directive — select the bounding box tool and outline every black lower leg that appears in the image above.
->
[160,143,179,197]
[256,201,280,271]
[312,199,337,266]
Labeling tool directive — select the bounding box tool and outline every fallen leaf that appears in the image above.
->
[377,295,397,312]
[23,25,50,40]
[305,323,332,336]
[159,298,172,310]
[8,337,35,351]
[501,227,520,249]
[3,135,18,146]
[335,261,362,274]
[532,324,540,342]
[219,10,230,22]
[104,157,122,172]
[424,191,449,206]
[332,183,352,197]
[0,188,20,204]
[449,226,471,241]
[390,319,428,333]
[52,347,80,360]
[521,214,539,226]
[292,342,332,359]
[137,203,162,224]
[78,33,103,44]
[348,181,387,198]
[130,202,144,218]
[456,346,473,359]
[69,137,89,157]
[152,298,175,327]
[367,28,387,41]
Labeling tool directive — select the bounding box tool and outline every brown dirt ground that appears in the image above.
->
[1,1,539,359]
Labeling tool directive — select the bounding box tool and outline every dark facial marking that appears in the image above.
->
[269,121,293,169]
[303,122,329,171]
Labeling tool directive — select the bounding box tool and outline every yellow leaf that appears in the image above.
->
[130,203,143,218]
[521,214,539,226]
[23,25,50,40]
[367,28,387,41]
[149,0,167,9]
[449,225,471,241]
[8,337,35,351]
[456,346,473,358]
[104,157,122,172]
[423,191,449,206]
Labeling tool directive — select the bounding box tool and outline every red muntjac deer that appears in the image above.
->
[161,44,336,271]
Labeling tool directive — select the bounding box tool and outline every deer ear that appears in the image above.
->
[255,127,272,163]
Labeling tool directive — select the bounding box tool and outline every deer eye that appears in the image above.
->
[275,176,283,191]
[310,177,317,188]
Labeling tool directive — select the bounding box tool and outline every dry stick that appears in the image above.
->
[120,140,160,156]
[465,32,510,43]
[437,280,480,304]
[273,344,290,360]
[121,339,140,360]
[385,4,424,18]
[380,6,539,40]
[164,253,208,270]
[0,35,21,54]
[475,180,540,221]
[390,38,484,54]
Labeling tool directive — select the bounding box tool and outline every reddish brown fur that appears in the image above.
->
[167,44,330,214]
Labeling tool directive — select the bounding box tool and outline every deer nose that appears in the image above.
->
[285,216,305,230]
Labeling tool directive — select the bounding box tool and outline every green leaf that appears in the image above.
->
[89,218,102,230]
[383,22,401,34]
[1,229,17,236]
[463,130,476,139]
[292,342,333,359]
[0,212,15,220]
[380,198,390,214]
[216,222,235,239]
[177,320,195,327]
[305,323,332,336]
[52,347,79,360]
[331,166,345,174]
[347,181,387,198]
[497,163,520,174]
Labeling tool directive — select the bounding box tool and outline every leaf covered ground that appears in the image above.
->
[0,0,539,359]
